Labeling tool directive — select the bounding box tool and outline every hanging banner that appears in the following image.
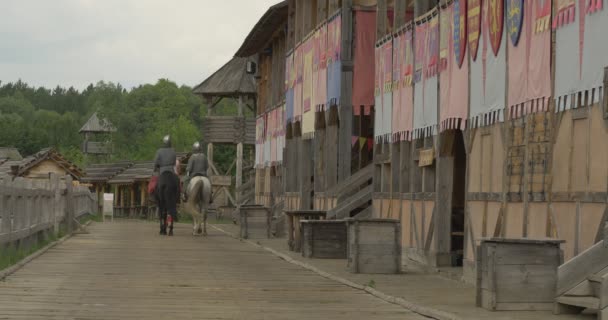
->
[553,0,576,29]
[555,0,608,111]
[352,10,376,115]
[374,44,383,142]
[507,0,524,46]
[535,0,552,33]
[302,36,315,139]
[468,0,482,61]
[507,0,551,118]
[454,0,468,67]
[327,13,342,108]
[285,53,295,123]
[315,24,328,112]
[392,27,414,141]
[440,2,470,131]
[293,45,303,122]
[469,0,506,128]
[488,0,504,56]
[374,40,393,143]
[413,12,439,139]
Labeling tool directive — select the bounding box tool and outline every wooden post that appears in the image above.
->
[207,143,214,177]
[129,185,135,217]
[49,173,60,235]
[65,175,74,234]
[338,0,353,182]
[237,96,244,204]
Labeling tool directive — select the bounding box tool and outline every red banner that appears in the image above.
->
[468,0,482,60]
[487,0,504,56]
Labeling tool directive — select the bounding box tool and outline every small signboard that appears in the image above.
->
[102,193,114,222]
[211,175,232,187]
[419,148,435,167]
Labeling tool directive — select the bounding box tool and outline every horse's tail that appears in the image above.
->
[188,176,212,207]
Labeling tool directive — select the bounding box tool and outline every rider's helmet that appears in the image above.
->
[162,135,171,148]
[192,141,201,153]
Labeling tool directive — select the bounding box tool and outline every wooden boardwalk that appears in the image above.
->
[0,221,426,320]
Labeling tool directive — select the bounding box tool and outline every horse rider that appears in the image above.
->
[154,135,179,236]
[184,141,210,202]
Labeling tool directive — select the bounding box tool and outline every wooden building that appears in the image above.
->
[193,56,257,207]
[107,161,155,218]
[242,0,608,298]
[366,0,608,288]
[0,148,84,181]
[80,112,115,158]
[81,161,133,213]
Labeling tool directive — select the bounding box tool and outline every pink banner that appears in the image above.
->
[352,10,376,114]
[315,24,328,111]
[508,0,552,118]
[439,3,469,131]
[293,45,303,122]
[392,28,414,141]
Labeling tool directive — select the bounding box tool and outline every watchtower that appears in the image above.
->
[192,57,257,206]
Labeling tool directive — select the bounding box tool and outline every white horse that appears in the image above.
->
[182,176,212,236]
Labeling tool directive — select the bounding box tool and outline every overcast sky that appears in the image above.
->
[0,0,279,90]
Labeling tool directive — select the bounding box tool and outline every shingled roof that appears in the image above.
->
[108,162,155,185]
[81,161,133,184]
[192,57,257,98]
[234,1,288,57]
[0,148,84,179]
[79,112,116,133]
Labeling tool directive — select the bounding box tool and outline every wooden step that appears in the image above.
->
[556,296,600,310]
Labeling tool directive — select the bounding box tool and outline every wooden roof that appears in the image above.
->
[81,161,133,183]
[234,1,288,57]
[0,148,85,179]
[192,57,257,98]
[108,162,155,185]
[79,112,116,133]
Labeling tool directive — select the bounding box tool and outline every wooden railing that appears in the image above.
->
[326,164,374,219]
[0,174,96,248]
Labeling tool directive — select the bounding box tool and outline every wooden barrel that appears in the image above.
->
[301,220,347,259]
[239,205,270,239]
[347,219,401,274]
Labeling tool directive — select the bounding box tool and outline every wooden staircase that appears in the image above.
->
[326,164,373,219]
[555,223,608,319]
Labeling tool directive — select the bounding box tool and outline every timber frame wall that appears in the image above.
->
[372,0,608,285]
[282,0,356,212]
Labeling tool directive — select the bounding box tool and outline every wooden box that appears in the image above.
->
[476,238,564,311]
[239,205,270,239]
[301,220,347,259]
[347,219,401,274]
[284,210,326,252]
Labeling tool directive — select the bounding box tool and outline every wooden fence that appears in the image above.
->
[0,174,96,249]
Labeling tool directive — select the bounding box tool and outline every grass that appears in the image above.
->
[0,231,64,272]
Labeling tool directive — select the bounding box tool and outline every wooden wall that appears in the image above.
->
[462,104,608,283]
[23,160,74,180]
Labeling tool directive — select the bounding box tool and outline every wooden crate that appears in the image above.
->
[476,238,564,311]
[239,205,270,239]
[284,210,327,252]
[301,220,347,259]
[347,219,401,274]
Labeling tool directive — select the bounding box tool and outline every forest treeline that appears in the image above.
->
[0,79,247,173]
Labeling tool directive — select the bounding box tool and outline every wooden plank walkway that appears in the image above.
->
[0,221,426,320]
